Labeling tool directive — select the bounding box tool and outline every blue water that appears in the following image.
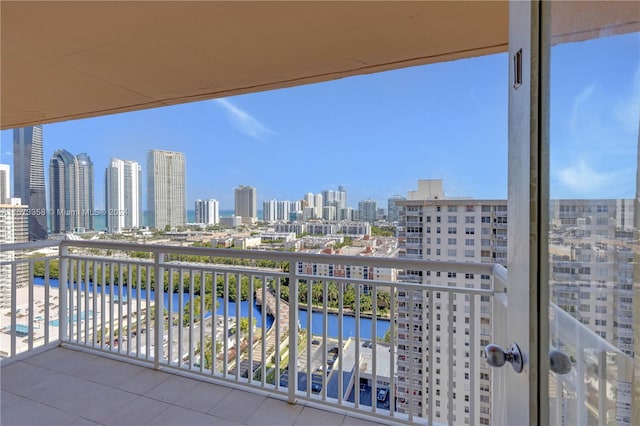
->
[34,278,390,339]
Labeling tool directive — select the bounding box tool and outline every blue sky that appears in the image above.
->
[1,32,637,210]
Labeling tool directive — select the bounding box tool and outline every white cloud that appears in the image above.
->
[570,84,596,136]
[214,98,273,140]
[557,159,624,195]
[614,65,640,132]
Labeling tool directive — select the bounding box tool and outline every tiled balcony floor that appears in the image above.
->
[1,347,387,426]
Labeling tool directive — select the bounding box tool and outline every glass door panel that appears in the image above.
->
[546,3,639,425]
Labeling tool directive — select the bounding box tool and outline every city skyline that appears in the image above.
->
[0,32,637,211]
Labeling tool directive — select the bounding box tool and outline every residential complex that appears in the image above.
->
[396,179,506,425]
[49,150,95,233]
[235,185,257,224]
[195,198,220,226]
[358,199,377,224]
[12,125,48,240]
[147,149,186,230]
[105,158,142,233]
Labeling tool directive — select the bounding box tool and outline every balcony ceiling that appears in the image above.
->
[1,1,638,129]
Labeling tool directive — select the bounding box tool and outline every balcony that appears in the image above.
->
[0,240,633,425]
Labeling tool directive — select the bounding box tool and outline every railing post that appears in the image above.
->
[154,252,164,369]
[59,244,68,344]
[288,263,298,404]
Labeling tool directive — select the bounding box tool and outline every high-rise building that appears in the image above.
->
[314,193,323,219]
[195,199,219,226]
[76,153,94,230]
[358,199,377,224]
[336,185,347,210]
[396,180,502,425]
[147,150,186,230]
[263,199,278,222]
[322,205,337,221]
[0,198,29,308]
[387,195,406,223]
[235,185,257,224]
[49,150,94,233]
[0,169,29,307]
[13,125,48,240]
[0,164,10,203]
[105,158,142,233]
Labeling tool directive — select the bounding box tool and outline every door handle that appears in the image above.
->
[549,349,571,375]
[484,342,524,373]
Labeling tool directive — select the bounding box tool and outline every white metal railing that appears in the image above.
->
[0,239,630,425]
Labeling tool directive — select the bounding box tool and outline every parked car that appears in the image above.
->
[377,387,388,402]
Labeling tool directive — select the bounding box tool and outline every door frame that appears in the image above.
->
[505,0,550,423]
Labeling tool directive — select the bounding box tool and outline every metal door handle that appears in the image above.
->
[549,349,571,375]
[484,342,524,373]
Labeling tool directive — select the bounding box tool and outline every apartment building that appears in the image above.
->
[147,149,186,230]
[396,180,505,425]
[0,199,28,307]
[195,198,220,226]
[106,158,142,233]
[548,199,635,423]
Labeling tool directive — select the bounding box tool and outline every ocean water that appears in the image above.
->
[91,209,247,231]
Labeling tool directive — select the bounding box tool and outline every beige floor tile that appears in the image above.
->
[145,373,203,404]
[115,367,170,394]
[148,404,210,426]
[102,395,172,426]
[294,406,346,426]
[342,414,389,425]
[194,414,245,426]
[174,380,233,413]
[246,396,304,425]
[209,388,266,424]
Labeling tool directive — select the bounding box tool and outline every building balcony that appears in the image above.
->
[0,240,632,426]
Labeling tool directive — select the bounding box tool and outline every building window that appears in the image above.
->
[436,216,441,223]
[464,250,475,258]
[465,227,475,235]
[448,249,457,257]
[448,216,457,223]
[448,227,457,234]
[465,216,475,223]
[465,239,474,246]
[595,306,607,314]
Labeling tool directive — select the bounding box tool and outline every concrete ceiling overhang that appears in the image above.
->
[1,1,638,130]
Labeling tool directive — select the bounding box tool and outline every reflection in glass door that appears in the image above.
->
[545,3,639,425]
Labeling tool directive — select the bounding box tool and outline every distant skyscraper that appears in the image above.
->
[387,195,406,222]
[49,149,78,233]
[235,185,257,224]
[13,125,48,240]
[0,164,10,203]
[76,153,94,230]
[195,199,219,225]
[147,150,186,230]
[314,193,323,219]
[106,158,142,233]
[358,199,377,224]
